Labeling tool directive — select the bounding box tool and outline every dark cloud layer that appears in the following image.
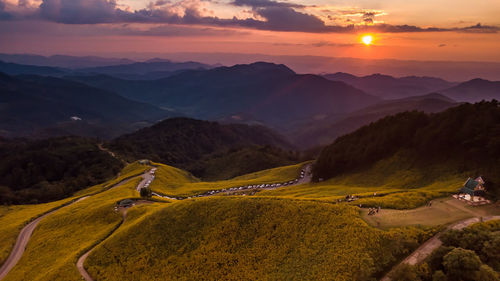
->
[0,0,12,20]
[0,0,498,34]
[232,0,304,8]
[40,0,117,24]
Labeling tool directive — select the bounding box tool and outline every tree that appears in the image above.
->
[482,232,500,271]
[432,270,446,281]
[390,264,421,281]
[476,265,500,281]
[443,248,482,281]
[140,187,152,198]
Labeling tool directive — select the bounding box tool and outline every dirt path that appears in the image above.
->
[442,199,482,217]
[77,201,154,281]
[0,172,144,281]
[0,196,89,280]
[98,143,127,164]
[381,215,500,281]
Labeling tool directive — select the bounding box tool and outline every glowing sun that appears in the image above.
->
[362,35,373,45]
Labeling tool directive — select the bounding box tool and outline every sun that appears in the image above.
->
[361,35,373,46]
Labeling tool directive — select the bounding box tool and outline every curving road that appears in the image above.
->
[153,163,313,200]
[0,196,89,280]
[77,200,154,281]
[0,174,142,281]
[2,164,310,281]
[381,215,500,281]
[77,209,128,281]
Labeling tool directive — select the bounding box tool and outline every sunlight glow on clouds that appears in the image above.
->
[0,0,499,62]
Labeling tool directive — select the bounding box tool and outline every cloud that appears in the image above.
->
[39,0,117,24]
[232,0,304,8]
[0,0,13,19]
[255,6,326,32]
[438,43,447,47]
[1,0,498,35]
[457,23,499,33]
[155,0,170,6]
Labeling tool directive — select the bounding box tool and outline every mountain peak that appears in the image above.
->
[229,62,295,75]
[145,58,172,63]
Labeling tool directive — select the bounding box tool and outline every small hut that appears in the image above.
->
[460,177,486,197]
[118,199,134,208]
[454,176,489,205]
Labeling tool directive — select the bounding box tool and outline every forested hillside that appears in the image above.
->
[0,72,171,139]
[0,137,123,204]
[107,118,299,179]
[313,101,500,198]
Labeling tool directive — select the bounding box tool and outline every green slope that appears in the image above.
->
[85,197,434,281]
[313,101,500,199]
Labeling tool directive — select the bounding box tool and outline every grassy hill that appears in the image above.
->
[0,161,149,268]
[1,157,497,280]
[313,101,500,199]
[149,162,306,197]
[84,197,434,281]
[108,118,299,180]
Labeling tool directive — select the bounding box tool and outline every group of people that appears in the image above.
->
[367,206,381,216]
[344,194,358,202]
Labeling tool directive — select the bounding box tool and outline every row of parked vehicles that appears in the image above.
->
[178,166,309,200]
[143,168,157,189]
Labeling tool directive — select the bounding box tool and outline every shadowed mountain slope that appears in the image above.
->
[68,62,380,130]
[0,73,172,138]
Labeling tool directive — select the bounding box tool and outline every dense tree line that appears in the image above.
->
[313,101,500,198]
[0,136,123,204]
[390,220,500,281]
[107,118,299,180]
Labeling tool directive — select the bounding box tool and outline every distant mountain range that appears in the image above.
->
[0,53,134,68]
[439,78,500,103]
[291,93,459,148]
[1,56,499,148]
[0,59,214,80]
[68,62,381,130]
[0,73,173,138]
[323,72,457,99]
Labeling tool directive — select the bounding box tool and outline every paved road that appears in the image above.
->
[3,164,309,281]
[136,169,155,192]
[153,163,312,200]
[0,173,143,281]
[381,215,500,281]
[0,196,89,280]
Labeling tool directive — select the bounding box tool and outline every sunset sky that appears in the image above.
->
[1,0,500,63]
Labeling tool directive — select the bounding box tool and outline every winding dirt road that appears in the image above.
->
[3,164,311,281]
[77,209,128,281]
[0,174,141,281]
[0,196,89,280]
[77,200,155,281]
[381,215,500,281]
